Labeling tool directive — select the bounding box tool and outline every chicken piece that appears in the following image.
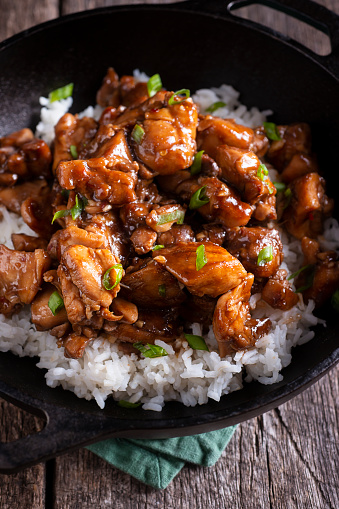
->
[266,123,312,171]
[31,284,69,331]
[199,153,221,178]
[57,265,86,324]
[196,225,227,246]
[111,297,138,324]
[121,259,187,308]
[0,128,52,184]
[158,224,195,247]
[105,308,179,345]
[213,274,271,357]
[96,67,121,107]
[119,202,153,234]
[146,204,186,233]
[59,245,122,320]
[252,194,277,221]
[53,113,98,172]
[215,144,276,204]
[0,179,49,214]
[59,333,92,359]
[154,242,247,298]
[295,237,339,307]
[281,153,318,183]
[175,175,254,227]
[130,226,157,254]
[251,126,269,158]
[261,269,298,310]
[132,92,198,175]
[226,227,283,278]
[0,246,51,315]
[197,116,254,156]
[11,234,48,251]
[20,185,55,239]
[47,225,108,260]
[56,130,138,206]
[283,173,333,239]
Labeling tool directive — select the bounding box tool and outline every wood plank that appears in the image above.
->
[0,399,46,509]
[61,0,177,16]
[0,0,59,41]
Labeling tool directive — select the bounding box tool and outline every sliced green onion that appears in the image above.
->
[133,342,168,358]
[190,150,204,176]
[184,333,209,351]
[51,208,70,224]
[287,264,312,281]
[48,291,64,316]
[103,264,123,291]
[156,209,185,226]
[147,73,162,97]
[257,245,273,266]
[158,284,166,297]
[206,101,227,113]
[70,145,78,159]
[168,89,190,106]
[263,122,281,141]
[331,289,339,312]
[131,124,145,144]
[49,83,74,103]
[257,163,269,181]
[283,188,292,210]
[189,186,209,210]
[273,181,286,192]
[118,400,142,409]
[71,195,83,220]
[196,244,207,271]
[152,244,165,251]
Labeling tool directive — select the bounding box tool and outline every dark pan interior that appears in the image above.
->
[0,4,338,436]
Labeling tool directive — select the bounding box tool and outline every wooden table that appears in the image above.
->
[0,0,338,507]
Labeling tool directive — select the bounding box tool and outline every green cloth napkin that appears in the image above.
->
[87,425,237,489]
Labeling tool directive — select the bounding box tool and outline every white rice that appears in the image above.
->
[1,77,338,411]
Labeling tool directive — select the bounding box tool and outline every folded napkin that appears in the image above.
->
[87,425,237,489]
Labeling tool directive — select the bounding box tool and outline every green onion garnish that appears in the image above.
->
[206,101,227,113]
[133,342,168,358]
[287,264,312,281]
[51,194,86,224]
[131,124,145,144]
[70,145,78,159]
[189,186,209,210]
[147,73,162,97]
[263,122,281,141]
[49,83,74,103]
[257,245,273,266]
[283,188,292,210]
[102,264,123,291]
[184,333,209,351]
[158,284,166,297]
[190,150,204,176]
[257,163,269,181]
[331,289,339,312]
[152,245,165,251]
[273,181,286,192]
[48,291,64,316]
[71,195,83,220]
[168,89,190,106]
[118,400,142,409]
[156,209,185,226]
[196,244,207,271]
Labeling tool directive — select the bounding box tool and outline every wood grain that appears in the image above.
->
[0,1,338,508]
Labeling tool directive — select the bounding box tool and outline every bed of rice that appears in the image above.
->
[1,71,338,412]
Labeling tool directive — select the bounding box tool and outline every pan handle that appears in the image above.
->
[0,385,123,473]
[175,0,339,79]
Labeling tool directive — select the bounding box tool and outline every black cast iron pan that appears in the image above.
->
[0,0,338,473]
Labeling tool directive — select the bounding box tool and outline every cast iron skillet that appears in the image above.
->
[0,0,338,473]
